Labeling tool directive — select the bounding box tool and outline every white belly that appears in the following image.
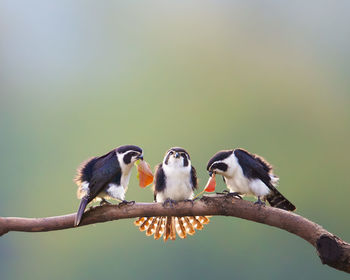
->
[98,170,132,202]
[225,167,271,197]
[156,167,194,203]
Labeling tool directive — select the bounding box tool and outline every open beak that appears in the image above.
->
[175,152,180,158]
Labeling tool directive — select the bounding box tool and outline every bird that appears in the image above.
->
[74,145,144,226]
[134,147,210,241]
[206,148,296,211]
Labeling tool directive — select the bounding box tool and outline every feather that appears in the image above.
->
[175,217,187,239]
[164,217,172,242]
[146,217,158,236]
[74,196,89,226]
[198,216,210,224]
[140,217,153,231]
[191,216,204,230]
[170,217,176,241]
[134,217,146,226]
[183,217,196,235]
[135,215,211,240]
[154,217,165,240]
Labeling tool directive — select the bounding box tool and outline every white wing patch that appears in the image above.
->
[77,181,90,199]
[249,179,271,197]
[105,183,126,201]
[270,174,279,186]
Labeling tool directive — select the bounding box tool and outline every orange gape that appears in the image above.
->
[204,174,216,192]
[136,160,154,188]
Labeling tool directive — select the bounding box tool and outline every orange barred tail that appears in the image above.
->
[134,216,211,242]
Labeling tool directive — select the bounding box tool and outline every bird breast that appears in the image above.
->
[158,165,193,202]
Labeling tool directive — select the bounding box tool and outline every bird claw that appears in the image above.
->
[254,197,266,207]
[184,199,195,206]
[118,200,135,208]
[216,190,230,195]
[163,198,177,208]
[88,205,96,211]
[99,199,111,206]
[226,192,243,199]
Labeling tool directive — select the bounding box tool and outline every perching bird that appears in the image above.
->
[135,147,210,241]
[74,145,144,226]
[207,148,296,211]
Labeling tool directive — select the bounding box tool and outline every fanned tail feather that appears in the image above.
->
[183,217,196,235]
[139,217,154,231]
[164,216,172,241]
[146,218,158,236]
[154,217,165,240]
[135,215,211,241]
[198,216,211,224]
[191,216,204,230]
[175,217,187,239]
[170,217,176,241]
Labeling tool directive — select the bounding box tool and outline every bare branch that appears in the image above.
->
[0,195,349,273]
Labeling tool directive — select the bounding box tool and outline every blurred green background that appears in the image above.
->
[1,1,350,279]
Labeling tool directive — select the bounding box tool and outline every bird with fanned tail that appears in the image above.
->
[135,147,210,241]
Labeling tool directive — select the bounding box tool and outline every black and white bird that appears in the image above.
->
[74,145,144,226]
[135,147,210,241]
[207,148,296,211]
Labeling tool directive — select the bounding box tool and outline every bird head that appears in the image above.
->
[163,147,191,168]
[116,145,143,166]
[206,150,233,177]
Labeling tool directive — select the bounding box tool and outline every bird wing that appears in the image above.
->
[86,151,121,202]
[153,164,166,202]
[190,166,198,190]
[74,157,98,185]
[234,149,276,191]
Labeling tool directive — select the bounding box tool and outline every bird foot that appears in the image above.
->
[226,192,243,199]
[88,205,96,211]
[163,198,177,208]
[99,199,112,206]
[216,190,231,195]
[118,200,135,208]
[184,199,195,206]
[254,197,266,207]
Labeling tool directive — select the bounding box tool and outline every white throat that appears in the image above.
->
[116,152,134,190]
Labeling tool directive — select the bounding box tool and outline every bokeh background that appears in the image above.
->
[1,1,350,279]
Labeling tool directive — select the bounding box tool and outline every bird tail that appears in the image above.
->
[266,188,296,211]
[75,196,89,226]
[134,216,211,242]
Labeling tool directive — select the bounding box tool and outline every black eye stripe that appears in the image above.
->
[164,153,171,164]
[182,154,189,166]
[164,148,191,164]
[212,162,228,171]
[123,151,139,164]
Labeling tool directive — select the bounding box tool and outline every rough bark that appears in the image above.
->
[0,195,349,273]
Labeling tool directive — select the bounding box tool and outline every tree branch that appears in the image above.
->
[0,195,349,273]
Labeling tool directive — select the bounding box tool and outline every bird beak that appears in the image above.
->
[175,152,180,158]
[137,155,144,160]
[208,171,213,177]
